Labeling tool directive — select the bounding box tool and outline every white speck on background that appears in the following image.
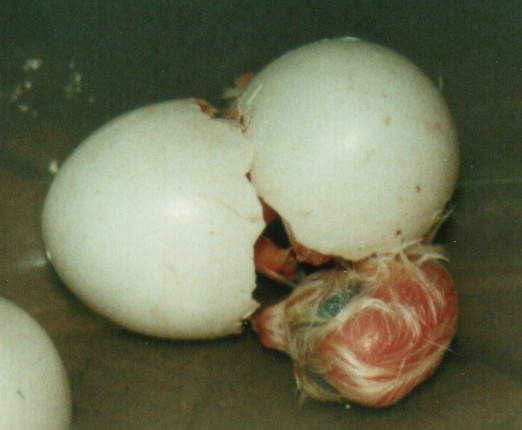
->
[22,58,42,72]
[48,160,59,174]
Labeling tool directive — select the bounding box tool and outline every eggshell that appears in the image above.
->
[240,38,459,260]
[0,297,71,430]
[42,99,265,339]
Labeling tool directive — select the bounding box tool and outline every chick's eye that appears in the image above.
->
[318,285,360,319]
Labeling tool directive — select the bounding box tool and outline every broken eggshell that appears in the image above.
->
[239,38,459,261]
[0,297,72,430]
[42,99,265,339]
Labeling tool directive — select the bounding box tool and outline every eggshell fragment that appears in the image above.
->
[42,99,265,339]
[0,297,71,430]
[240,38,459,260]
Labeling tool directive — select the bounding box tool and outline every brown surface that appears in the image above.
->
[1,2,521,429]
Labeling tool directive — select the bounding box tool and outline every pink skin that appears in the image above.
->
[253,200,331,284]
[254,237,298,284]
[250,256,458,407]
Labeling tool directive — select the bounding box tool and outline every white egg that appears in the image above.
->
[42,99,265,339]
[0,297,71,430]
[239,38,459,260]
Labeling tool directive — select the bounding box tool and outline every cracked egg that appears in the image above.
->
[239,38,459,261]
[42,99,265,339]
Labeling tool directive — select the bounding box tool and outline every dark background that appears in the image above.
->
[1,1,519,106]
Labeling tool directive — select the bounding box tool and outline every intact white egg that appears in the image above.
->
[0,297,71,430]
[239,38,459,260]
[42,99,265,339]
